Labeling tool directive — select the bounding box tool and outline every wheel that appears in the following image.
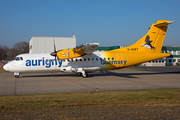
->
[82,72,88,78]
[15,75,19,78]
[79,73,82,76]
[14,72,20,78]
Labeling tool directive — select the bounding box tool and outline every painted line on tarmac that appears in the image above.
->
[61,77,96,91]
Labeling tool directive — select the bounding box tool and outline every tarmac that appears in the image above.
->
[0,66,180,96]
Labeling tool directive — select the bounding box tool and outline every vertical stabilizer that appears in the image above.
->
[118,20,175,53]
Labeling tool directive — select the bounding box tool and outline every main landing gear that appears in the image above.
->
[77,68,88,78]
[79,72,88,78]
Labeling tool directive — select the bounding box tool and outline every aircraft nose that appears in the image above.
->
[3,64,9,71]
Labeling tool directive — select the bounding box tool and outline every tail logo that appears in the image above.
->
[141,35,155,49]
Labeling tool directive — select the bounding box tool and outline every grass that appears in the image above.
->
[0,89,180,111]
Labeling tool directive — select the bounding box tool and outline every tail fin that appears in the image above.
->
[119,20,175,53]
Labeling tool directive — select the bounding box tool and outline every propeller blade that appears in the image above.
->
[53,38,56,53]
[50,38,58,63]
[55,54,57,64]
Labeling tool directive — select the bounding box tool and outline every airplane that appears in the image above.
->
[3,20,175,78]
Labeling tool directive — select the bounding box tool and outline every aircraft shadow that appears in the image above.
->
[21,70,180,78]
[92,71,180,78]
[21,73,80,78]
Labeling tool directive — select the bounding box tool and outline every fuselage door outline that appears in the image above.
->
[116,52,123,68]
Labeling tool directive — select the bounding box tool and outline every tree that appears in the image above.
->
[0,45,8,60]
[0,41,29,60]
[0,45,9,61]
[13,41,29,54]
[9,41,29,60]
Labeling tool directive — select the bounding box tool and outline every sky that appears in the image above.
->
[0,0,180,48]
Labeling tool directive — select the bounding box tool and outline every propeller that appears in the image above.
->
[50,38,58,63]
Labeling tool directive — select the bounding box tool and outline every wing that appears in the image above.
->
[56,43,99,60]
[73,43,99,55]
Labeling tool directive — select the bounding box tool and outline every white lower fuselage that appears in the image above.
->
[3,52,108,75]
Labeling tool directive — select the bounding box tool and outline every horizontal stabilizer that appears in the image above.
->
[154,21,176,27]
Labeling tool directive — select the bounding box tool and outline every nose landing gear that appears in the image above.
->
[15,75,19,78]
[14,72,20,78]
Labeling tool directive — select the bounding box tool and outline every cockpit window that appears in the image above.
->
[16,57,20,61]
[13,57,23,61]
[13,57,18,61]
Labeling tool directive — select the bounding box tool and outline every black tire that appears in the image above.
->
[79,73,82,76]
[82,72,88,78]
[15,75,19,78]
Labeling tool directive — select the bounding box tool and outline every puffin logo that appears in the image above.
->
[141,35,155,49]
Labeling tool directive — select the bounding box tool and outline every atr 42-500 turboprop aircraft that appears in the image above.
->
[3,20,175,78]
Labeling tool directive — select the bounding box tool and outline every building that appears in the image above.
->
[95,46,180,66]
[95,46,120,51]
[29,34,76,53]
[142,46,180,66]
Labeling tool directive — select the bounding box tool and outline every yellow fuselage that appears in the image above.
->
[102,50,170,70]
